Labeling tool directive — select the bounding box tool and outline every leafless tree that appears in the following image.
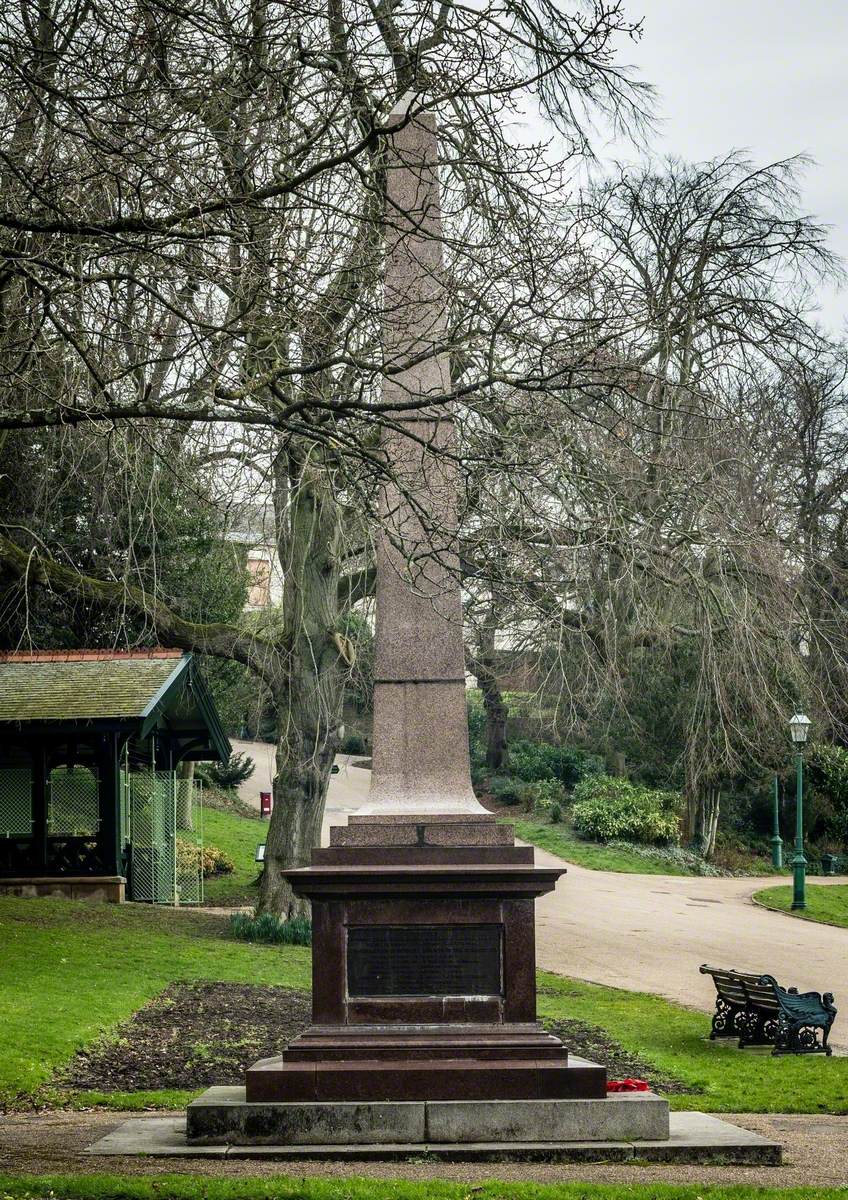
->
[0,0,655,912]
[459,153,843,855]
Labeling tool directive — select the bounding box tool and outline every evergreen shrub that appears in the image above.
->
[205,751,256,790]
[489,775,527,805]
[341,731,366,755]
[508,739,604,789]
[571,774,682,845]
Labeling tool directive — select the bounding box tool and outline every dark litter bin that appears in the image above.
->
[820,852,840,876]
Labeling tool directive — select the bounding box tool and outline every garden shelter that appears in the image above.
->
[0,649,230,903]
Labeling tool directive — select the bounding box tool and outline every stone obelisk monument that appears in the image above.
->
[231,97,607,1108]
[188,99,678,1149]
[365,93,485,817]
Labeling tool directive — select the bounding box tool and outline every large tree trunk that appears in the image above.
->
[484,685,508,772]
[479,663,508,772]
[470,611,508,771]
[257,447,347,918]
[687,784,721,859]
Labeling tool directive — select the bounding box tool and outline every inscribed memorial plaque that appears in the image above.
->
[347,924,502,996]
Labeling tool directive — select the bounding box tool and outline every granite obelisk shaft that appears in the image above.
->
[365,100,487,817]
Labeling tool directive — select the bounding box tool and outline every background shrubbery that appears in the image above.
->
[229,911,312,945]
[527,777,567,823]
[507,739,605,789]
[175,838,235,877]
[571,775,683,845]
[807,743,848,844]
[487,773,568,822]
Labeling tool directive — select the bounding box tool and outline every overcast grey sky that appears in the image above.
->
[600,0,847,332]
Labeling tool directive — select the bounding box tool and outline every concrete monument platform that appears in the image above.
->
[186,1080,669,1143]
[85,1108,782,1165]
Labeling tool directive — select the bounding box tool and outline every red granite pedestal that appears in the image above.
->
[243,813,607,1103]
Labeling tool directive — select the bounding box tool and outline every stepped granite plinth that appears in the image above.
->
[239,811,607,1107]
[89,1109,783,1165]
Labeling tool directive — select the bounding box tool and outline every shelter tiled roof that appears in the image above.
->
[0,650,186,721]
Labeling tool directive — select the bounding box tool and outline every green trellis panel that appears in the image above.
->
[175,777,204,905]
[125,770,203,905]
[49,766,99,836]
[0,768,33,837]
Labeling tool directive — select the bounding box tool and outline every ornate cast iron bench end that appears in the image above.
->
[700,963,759,1041]
[757,974,837,1056]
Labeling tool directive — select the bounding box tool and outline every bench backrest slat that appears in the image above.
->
[739,984,780,1010]
[701,964,774,1007]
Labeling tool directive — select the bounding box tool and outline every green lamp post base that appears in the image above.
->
[791,849,807,910]
[770,834,783,870]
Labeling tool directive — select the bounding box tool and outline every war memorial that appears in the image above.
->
[85,95,782,1165]
[68,98,778,1164]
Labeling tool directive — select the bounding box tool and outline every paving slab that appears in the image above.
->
[635,1111,782,1164]
[85,1113,780,1165]
[187,1088,426,1145]
[426,1094,669,1144]
[84,1117,227,1158]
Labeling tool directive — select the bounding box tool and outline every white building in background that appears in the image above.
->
[227,501,285,611]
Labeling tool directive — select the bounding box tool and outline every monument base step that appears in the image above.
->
[245,1039,607,1102]
[86,1113,782,1165]
[186,1086,669,1145]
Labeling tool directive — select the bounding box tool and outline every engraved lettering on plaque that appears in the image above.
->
[347,924,502,996]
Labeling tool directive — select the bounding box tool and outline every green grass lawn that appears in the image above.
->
[509,819,781,878]
[512,820,692,874]
[1,896,846,1116]
[0,897,309,1109]
[3,1178,847,1200]
[4,1179,848,1200]
[198,805,267,906]
[753,882,848,929]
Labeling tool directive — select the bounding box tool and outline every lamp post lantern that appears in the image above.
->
[788,713,811,910]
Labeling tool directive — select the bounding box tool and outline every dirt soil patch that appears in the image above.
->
[58,981,694,1097]
[544,1017,696,1094]
[61,982,311,1092]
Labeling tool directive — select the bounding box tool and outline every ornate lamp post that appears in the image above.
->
[788,713,811,910]
[770,775,783,869]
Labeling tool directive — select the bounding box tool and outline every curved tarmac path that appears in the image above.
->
[235,742,848,1049]
[532,846,847,1049]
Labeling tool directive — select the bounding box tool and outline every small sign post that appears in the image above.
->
[260,791,272,817]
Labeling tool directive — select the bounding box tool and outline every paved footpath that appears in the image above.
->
[2,1109,848,1188]
[233,742,848,1049]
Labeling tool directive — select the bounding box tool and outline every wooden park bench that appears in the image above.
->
[700,964,837,1055]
